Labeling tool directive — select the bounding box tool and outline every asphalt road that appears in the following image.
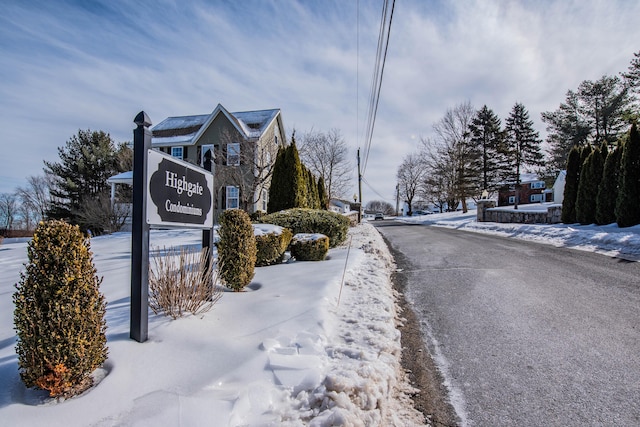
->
[374,221,640,427]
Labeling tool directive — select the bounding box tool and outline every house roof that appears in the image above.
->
[151,104,281,147]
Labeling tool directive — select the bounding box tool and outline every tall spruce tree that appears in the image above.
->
[615,124,640,227]
[562,145,581,223]
[596,147,621,225]
[44,130,130,233]
[575,146,604,225]
[503,103,544,208]
[468,105,504,195]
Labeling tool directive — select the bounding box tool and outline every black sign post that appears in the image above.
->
[130,111,151,343]
[129,112,213,343]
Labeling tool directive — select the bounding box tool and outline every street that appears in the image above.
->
[375,221,640,426]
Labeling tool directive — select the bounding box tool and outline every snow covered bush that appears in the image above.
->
[253,224,293,267]
[260,208,349,248]
[149,246,222,319]
[218,209,256,291]
[13,220,108,397]
[290,233,329,261]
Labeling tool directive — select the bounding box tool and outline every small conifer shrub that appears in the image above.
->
[261,208,350,248]
[254,225,293,267]
[218,210,257,291]
[290,233,329,261]
[13,220,108,397]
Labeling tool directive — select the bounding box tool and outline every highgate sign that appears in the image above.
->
[130,111,214,343]
[146,149,213,228]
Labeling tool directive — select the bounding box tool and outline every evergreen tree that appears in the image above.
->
[562,145,581,223]
[541,90,591,171]
[575,146,604,225]
[468,105,504,195]
[305,168,320,209]
[317,176,329,209]
[267,135,306,213]
[616,124,640,227]
[44,130,130,233]
[596,146,621,225]
[543,75,632,172]
[503,103,544,208]
[14,220,108,397]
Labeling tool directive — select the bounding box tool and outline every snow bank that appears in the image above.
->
[0,224,424,426]
[400,209,640,261]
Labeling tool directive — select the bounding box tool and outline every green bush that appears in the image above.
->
[218,210,257,291]
[290,233,329,261]
[254,224,293,267]
[260,208,349,248]
[13,220,108,397]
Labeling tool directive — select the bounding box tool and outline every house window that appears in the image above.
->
[262,189,267,212]
[508,196,515,204]
[201,144,214,171]
[226,186,239,209]
[227,143,240,166]
[171,146,183,159]
[530,181,545,189]
[530,194,543,203]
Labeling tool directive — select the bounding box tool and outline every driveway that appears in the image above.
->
[375,221,640,426]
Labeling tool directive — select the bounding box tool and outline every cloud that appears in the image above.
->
[0,0,639,206]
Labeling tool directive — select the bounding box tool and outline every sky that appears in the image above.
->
[2,0,640,203]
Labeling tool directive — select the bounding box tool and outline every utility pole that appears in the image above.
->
[395,183,399,216]
[357,148,363,222]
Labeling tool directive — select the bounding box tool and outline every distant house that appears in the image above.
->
[329,199,351,214]
[151,104,286,215]
[498,178,547,207]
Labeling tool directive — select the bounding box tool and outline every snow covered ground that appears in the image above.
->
[1,210,638,427]
[0,223,423,427]
[401,206,640,261]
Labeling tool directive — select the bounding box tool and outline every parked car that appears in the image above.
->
[374,213,384,220]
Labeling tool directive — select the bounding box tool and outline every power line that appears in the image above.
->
[361,0,395,176]
[362,176,394,202]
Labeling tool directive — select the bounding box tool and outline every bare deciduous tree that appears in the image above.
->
[396,153,424,216]
[16,174,52,225]
[420,137,459,212]
[215,129,281,213]
[365,200,395,215]
[298,128,352,201]
[0,193,17,231]
[431,101,478,213]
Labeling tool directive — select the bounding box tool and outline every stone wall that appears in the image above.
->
[477,201,562,224]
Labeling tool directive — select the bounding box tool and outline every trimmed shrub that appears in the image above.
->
[13,220,108,397]
[218,210,256,291]
[596,147,622,225]
[616,124,640,227]
[254,224,293,267]
[149,246,222,319]
[249,210,266,222]
[290,233,329,261]
[562,145,581,223]
[260,208,349,248]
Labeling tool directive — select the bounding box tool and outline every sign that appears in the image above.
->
[146,149,213,228]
